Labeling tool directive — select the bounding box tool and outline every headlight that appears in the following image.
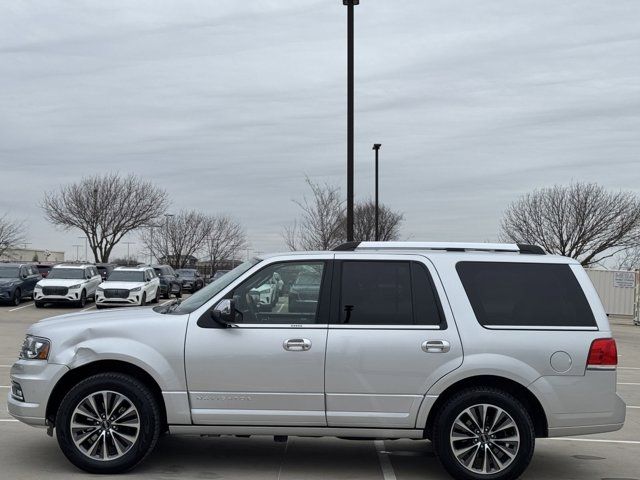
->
[1,282,16,289]
[34,284,42,290]
[130,287,141,292]
[97,287,104,292]
[68,284,82,289]
[19,335,50,360]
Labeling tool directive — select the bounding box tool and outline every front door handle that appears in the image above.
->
[422,340,451,353]
[283,338,312,352]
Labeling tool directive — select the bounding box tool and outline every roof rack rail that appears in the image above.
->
[332,241,545,255]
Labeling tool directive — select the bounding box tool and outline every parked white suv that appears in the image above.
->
[34,264,102,308]
[7,242,625,479]
[95,266,160,308]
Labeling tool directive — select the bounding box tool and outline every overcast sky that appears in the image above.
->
[1,1,639,261]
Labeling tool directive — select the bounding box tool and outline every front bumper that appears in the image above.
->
[34,290,82,303]
[7,360,69,427]
[0,288,15,301]
[96,292,143,306]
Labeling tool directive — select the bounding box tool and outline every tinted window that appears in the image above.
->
[0,266,19,278]
[456,262,596,328]
[340,261,412,325]
[411,263,445,326]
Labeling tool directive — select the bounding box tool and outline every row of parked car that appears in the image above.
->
[0,261,209,307]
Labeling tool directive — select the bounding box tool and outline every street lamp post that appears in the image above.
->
[372,143,381,241]
[124,242,135,265]
[343,0,359,242]
[72,244,81,262]
[164,214,174,266]
[78,236,88,262]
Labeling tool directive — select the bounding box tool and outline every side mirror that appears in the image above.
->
[198,299,238,328]
[175,273,180,278]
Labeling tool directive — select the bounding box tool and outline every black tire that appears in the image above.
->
[77,290,87,308]
[55,373,161,474]
[176,289,182,299]
[140,292,147,307]
[162,290,169,300]
[35,300,44,308]
[153,289,160,304]
[12,289,21,306]
[432,387,535,480]
[96,305,104,310]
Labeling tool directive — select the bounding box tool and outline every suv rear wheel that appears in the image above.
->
[55,373,161,474]
[432,387,535,480]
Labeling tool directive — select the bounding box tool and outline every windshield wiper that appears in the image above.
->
[163,298,182,314]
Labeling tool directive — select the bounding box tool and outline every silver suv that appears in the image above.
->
[7,242,625,479]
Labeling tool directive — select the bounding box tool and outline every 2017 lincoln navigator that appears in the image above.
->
[8,242,625,479]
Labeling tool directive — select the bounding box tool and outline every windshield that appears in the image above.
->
[164,259,259,314]
[0,266,19,278]
[107,270,145,282]
[176,269,196,277]
[48,268,85,280]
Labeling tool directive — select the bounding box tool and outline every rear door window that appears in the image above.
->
[456,262,596,328]
[338,261,445,327]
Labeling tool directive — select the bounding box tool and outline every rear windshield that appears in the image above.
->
[456,262,596,328]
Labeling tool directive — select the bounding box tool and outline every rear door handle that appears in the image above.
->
[283,338,312,352]
[421,340,451,353]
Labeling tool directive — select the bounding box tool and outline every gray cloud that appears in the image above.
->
[1,0,639,260]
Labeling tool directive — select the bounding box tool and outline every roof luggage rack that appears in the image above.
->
[332,241,545,255]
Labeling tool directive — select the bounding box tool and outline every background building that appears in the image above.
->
[0,247,65,263]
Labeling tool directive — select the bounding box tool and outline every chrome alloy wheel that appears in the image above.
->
[449,403,520,475]
[70,390,141,461]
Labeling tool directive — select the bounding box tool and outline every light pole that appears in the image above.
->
[373,143,381,241]
[78,236,88,262]
[124,242,135,265]
[343,0,359,242]
[164,214,174,266]
[72,244,81,262]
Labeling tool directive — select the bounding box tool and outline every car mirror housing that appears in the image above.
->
[198,299,238,328]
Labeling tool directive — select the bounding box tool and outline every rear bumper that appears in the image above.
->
[7,360,69,427]
[529,371,626,437]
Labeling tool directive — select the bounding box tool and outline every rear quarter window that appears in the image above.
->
[456,262,596,328]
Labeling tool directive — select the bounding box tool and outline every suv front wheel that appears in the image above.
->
[55,373,161,474]
[432,387,535,480]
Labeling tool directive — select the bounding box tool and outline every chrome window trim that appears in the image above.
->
[329,324,442,330]
[483,325,599,331]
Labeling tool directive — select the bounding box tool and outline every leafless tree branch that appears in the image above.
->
[0,214,26,257]
[500,182,640,266]
[42,173,169,262]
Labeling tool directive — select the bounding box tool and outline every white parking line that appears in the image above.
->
[618,383,640,386]
[0,386,9,388]
[160,300,173,306]
[81,305,96,311]
[0,419,18,423]
[628,405,640,409]
[547,438,640,445]
[374,440,397,480]
[619,367,640,370]
[8,302,34,312]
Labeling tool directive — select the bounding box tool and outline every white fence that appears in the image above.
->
[586,269,639,324]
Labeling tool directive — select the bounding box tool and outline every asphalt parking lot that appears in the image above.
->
[1,300,639,479]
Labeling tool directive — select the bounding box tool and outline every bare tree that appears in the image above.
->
[615,247,640,271]
[42,174,168,262]
[345,200,404,242]
[0,214,25,257]
[204,216,247,274]
[284,178,345,251]
[284,178,405,250]
[500,183,640,266]
[141,210,213,268]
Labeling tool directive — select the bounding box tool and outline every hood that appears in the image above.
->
[38,278,86,288]
[0,277,20,286]
[34,305,162,330]
[98,281,146,290]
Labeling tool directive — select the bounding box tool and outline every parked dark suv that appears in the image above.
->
[152,265,182,299]
[176,268,204,292]
[95,263,116,281]
[0,263,42,306]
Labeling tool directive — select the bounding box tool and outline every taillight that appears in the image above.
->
[587,338,618,369]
